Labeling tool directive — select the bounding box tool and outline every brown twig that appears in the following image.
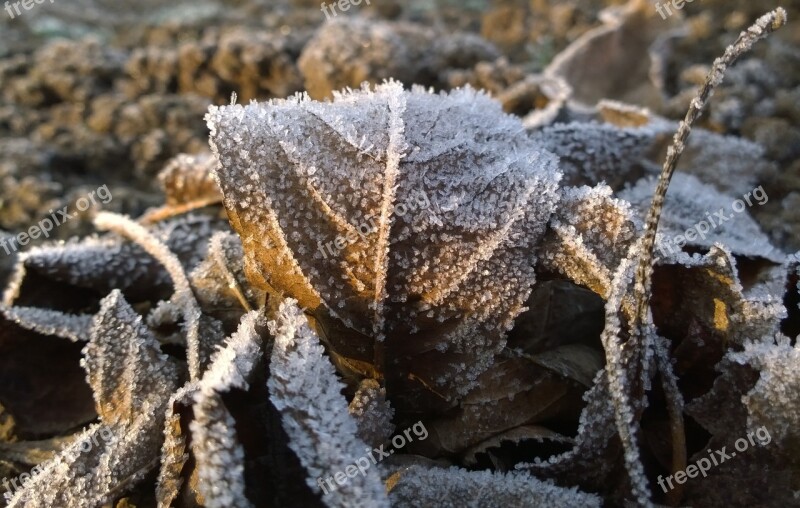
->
[630,9,787,505]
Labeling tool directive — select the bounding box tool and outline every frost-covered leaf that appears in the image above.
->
[6,290,179,507]
[0,435,70,470]
[3,214,227,308]
[530,123,659,189]
[3,237,170,307]
[155,384,196,508]
[94,212,216,381]
[0,305,91,342]
[142,153,223,223]
[387,465,603,508]
[4,425,120,508]
[82,290,179,426]
[541,184,640,298]
[190,310,265,508]
[267,299,389,508]
[191,395,251,508]
[348,379,394,448]
[673,129,777,198]
[728,335,800,445]
[683,348,797,507]
[650,245,785,351]
[208,81,561,411]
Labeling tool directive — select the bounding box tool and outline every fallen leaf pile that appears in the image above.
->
[0,3,798,508]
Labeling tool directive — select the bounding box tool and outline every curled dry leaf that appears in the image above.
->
[3,214,227,309]
[142,153,223,223]
[461,425,573,469]
[267,299,389,508]
[190,310,265,508]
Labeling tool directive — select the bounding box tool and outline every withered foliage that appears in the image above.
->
[0,6,796,508]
